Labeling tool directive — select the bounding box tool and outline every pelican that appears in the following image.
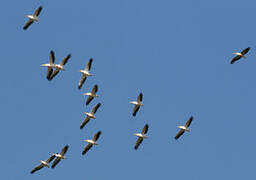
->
[80,103,101,129]
[175,116,193,140]
[30,154,55,174]
[78,58,93,89]
[24,6,43,30]
[51,145,69,169]
[129,93,144,116]
[41,52,71,80]
[134,124,149,150]
[82,131,101,155]
[230,47,250,64]
[83,85,99,105]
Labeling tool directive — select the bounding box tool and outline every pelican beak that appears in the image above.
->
[41,64,48,67]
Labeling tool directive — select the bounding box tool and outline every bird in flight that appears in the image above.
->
[230,47,250,64]
[51,145,69,169]
[134,124,149,150]
[30,154,55,174]
[83,85,99,106]
[129,93,144,117]
[80,103,101,129]
[82,131,102,155]
[78,58,93,89]
[41,51,71,80]
[24,6,43,30]
[175,116,193,140]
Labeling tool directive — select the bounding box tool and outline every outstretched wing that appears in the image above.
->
[49,69,60,80]
[92,85,98,94]
[230,55,241,64]
[46,154,55,163]
[241,47,250,55]
[23,20,33,30]
[49,50,55,64]
[92,131,101,141]
[60,54,71,66]
[78,74,87,89]
[91,103,101,114]
[175,129,185,140]
[134,137,143,150]
[46,67,53,80]
[137,93,143,102]
[82,143,93,155]
[51,158,61,169]
[141,124,149,134]
[86,96,94,106]
[33,6,43,16]
[185,116,193,127]
[30,164,44,174]
[85,58,93,71]
[132,105,140,117]
[60,145,69,156]
[80,116,90,129]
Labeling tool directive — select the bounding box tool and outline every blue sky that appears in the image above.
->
[1,0,256,179]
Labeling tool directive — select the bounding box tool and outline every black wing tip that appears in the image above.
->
[174,137,179,140]
[134,146,138,150]
[132,113,136,117]
[80,126,83,129]
[230,61,234,64]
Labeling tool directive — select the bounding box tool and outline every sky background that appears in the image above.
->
[1,0,256,179]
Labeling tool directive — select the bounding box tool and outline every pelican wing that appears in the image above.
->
[92,84,98,94]
[134,137,143,150]
[141,124,149,134]
[33,6,43,16]
[46,67,53,80]
[175,129,185,140]
[137,93,143,102]
[49,69,60,80]
[46,154,56,163]
[60,54,71,66]
[82,143,93,155]
[60,145,69,156]
[78,74,87,89]
[93,131,101,141]
[91,103,101,114]
[132,105,140,117]
[85,58,93,71]
[185,116,193,127]
[51,157,61,169]
[241,47,250,55]
[230,55,241,64]
[86,96,94,106]
[23,19,33,30]
[80,116,90,129]
[30,164,44,174]
[49,50,55,64]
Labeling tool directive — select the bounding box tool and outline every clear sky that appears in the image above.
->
[1,0,256,179]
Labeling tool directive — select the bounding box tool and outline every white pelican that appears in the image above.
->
[80,103,101,129]
[30,154,55,174]
[82,131,101,155]
[51,145,69,169]
[78,58,93,89]
[41,52,71,80]
[134,124,149,150]
[130,93,144,116]
[230,47,250,64]
[24,6,43,30]
[83,84,99,105]
[175,116,193,140]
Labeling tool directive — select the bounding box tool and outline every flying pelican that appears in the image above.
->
[41,53,71,80]
[134,124,149,150]
[30,154,55,174]
[83,85,99,105]
[82,131,101,155]
[230,47,250,64]
[175,116,193,140]
[129,93,144,116]
[51,145,69,169]
[78,58,93,89]
[24,6,43,30]
[80,103,101,129]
